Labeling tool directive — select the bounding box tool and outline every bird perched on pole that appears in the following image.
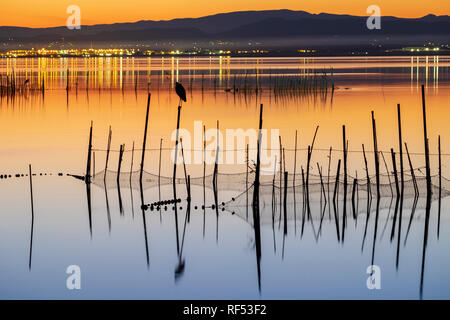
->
[175,82,187,106]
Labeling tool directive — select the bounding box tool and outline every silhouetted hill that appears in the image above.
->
[1,10,449,49]
[218,16,450,37]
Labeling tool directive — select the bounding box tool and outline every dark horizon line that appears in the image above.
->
[1,9,449,29]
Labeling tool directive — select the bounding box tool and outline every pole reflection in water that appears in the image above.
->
[1,56,450,299]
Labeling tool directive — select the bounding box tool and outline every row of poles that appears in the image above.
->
[23,83,441,294]
[83,83,441,216]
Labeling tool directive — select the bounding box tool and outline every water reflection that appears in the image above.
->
[1,56,447,94]
[0,56,450,299]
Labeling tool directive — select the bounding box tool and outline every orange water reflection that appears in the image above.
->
[0,56,449,179]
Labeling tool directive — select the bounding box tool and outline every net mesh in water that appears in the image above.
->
[91,167,449,226]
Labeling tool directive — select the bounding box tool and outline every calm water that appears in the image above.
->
[0,56,449,299]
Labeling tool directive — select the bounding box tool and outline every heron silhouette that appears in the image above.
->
[175,82,186,106]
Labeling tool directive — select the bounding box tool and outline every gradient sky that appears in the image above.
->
[1,0,449,28]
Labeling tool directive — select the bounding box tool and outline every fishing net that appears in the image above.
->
[91,165,449,226]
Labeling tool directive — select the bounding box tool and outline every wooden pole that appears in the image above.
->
[405,143,418,195]
[203,125,206,181]
[180,138,189,198]
[362,144,371,198]
[279,135,283,217]
[397,104,404,196]
[172,105,182,256]
[253,104,263,207]
[173,105,181,188]
[371,111,380,198]
[333,159,341,204]
[28,164,34,270]
[140,93,151,183]
[85,121,93,183]
[327,147,332,204]
[203,124,206,187]
[252,104,264,294]
[305,129,316,193]
[352,177,358,218]
[391,148,399,197]
[381,151,393,197]
[93,151,96,179]
[438,135,441,238]
[293,130,297,186]
[306,126,319,218]
[283,171,288,235]
[390,157,400,247]
[203,125,207,227]
[187,175,191,202]
[117,144,124,184]
[272,158,277,226]
[421,84,431,196]
[158,138,162,189]
[343,125,347,190]
[104,126,112,181]
[342,125,348,222]
[246,143,249,219]
[301,167,306,213]
[130,141,135,183]
[317,163,326,203]
[213,121,219,190]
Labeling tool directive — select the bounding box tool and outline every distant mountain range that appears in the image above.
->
[1,10,449,50]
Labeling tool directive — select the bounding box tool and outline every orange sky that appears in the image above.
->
[1,0,449,28]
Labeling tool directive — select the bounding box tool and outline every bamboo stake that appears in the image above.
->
[279,135,283,218]
[342,125,348,223]
[104,126,112,181]
[317,163,326,202]
[421,85,431,196]
[371,111,380,198]
[28,164,34,270]
[397,104,404,196]
[438,135,441,238]
[158,139,162,189]
[85,121,93,183]
[333,159,341,204]
[140,93,151,183]
[93,151,96,179]
[362,144,371,198]
[180,138,189,198]
[283,171,288,235]
[391,148,400,197]
[293,130,298,186]
[246,143,249,220]
[213,121,219,190]
[253,104,263,207]
[404,143,418,195]
[381,151,393,197]
[352,177,358,219]
[117,144,124,184]
[327,147,332,210]
[130,141,135,183]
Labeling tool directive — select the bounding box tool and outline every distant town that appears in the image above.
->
[0,44,448,58]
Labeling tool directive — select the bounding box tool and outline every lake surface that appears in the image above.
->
[0,56,449,299]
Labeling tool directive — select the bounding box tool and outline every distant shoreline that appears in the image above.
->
[1,48,449,59]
